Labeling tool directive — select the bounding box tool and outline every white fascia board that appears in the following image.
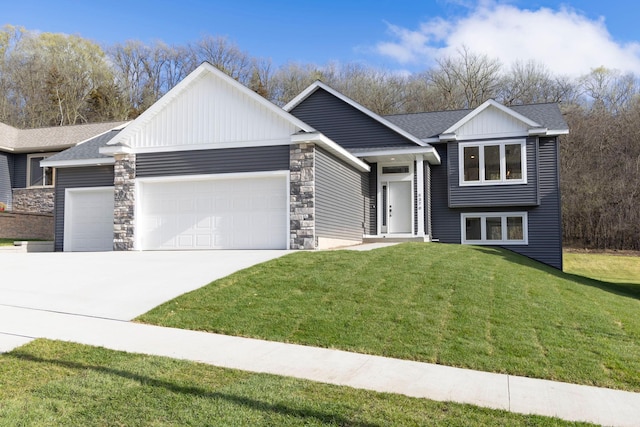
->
[41,158,115,168]
[545,129,570,136]
[439,133,457,142]
[99,145,133,156]
[443,99,542,135]
[129,138,291,154]
[285,81,427,147]
[109,63,313,148]
[291,132,370,172]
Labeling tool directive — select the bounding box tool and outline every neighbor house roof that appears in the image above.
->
[0,121,127,153]
[385,102,568,141]
[42,127,126,168]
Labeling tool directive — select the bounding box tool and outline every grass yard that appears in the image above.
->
[0,238,15,246]
[0,340,590,426]
[139,243,640,392]
[564,251,640,284]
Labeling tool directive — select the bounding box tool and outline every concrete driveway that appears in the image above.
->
[0,250,289,321]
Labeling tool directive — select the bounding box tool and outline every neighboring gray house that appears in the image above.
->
[0,121,126,214]
[43,62,568,269]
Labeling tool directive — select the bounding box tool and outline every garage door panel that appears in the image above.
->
[64,188,114,252]
[140,175,287,250]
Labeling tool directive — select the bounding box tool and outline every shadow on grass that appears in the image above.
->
[6,351,381,427]
[470,246,640,302]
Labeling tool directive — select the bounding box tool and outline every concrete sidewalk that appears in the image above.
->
[1,304,639,427]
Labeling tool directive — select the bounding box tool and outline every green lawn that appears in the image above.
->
[0,339,590,426]
[0,238,15,246]
[139,243,640,392]
[564,252,640,284]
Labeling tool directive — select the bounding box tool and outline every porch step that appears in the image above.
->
[362,237,427,243]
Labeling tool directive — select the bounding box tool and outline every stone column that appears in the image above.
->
[113,153,136,250]
[289,143,315,249]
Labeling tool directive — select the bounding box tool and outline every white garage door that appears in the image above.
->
[64,187,114,252]
[139,174,288,250]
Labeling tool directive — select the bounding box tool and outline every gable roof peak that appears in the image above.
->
[285,80,428,148]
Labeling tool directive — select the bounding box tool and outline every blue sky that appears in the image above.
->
[3,0,640,76]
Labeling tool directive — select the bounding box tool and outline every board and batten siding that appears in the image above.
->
[136,146,290,178]
[289,88,416,150]
[315,147,368,242]
[0,152,13,209]
[54,166,115,251]
[123,72,300,150]
[448,137,538,207]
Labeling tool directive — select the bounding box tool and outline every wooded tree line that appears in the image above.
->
[1,26,638,250]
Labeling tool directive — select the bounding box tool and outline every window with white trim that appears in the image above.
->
[461,212,528,245]
[459,139,526,185]
[27,153,56,187]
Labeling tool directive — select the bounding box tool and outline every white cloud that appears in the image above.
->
[375,1,640,76]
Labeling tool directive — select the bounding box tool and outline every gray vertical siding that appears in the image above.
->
[368,163,377,234]
[0,153,12,209]
[136,146,290,177]
[13,154,27,188]
[448,137,538,207]
[431,139,563,269]
[54,166,115,251]
[315,147,368,242]
[289,88,417,150]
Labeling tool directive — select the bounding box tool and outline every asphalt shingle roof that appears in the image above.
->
[0,121,127,152]
[384,103,568,140]
[44,129,123,163]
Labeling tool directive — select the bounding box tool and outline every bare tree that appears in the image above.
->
[427,46,502,109]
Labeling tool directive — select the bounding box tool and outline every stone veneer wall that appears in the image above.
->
[113,153,136,250]
[289,143,316,249]
[11,188,55,214]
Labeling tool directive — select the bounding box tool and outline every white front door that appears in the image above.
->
[387,181,412,234]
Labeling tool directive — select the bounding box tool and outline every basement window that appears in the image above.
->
[461,212,528,245]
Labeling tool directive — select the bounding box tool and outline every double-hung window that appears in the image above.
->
[462,212,528,245]
[27,153,55,187]
[460,139,526,185]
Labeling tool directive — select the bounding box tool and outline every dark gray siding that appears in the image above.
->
[0,152,12,209]
[315,147,368,242]
[507,138,563,269]
[54,166,114,251]
[431,144,460,243]
[368,163,377,234]
[431,139,563,269]
[290,88,416,150]
[13,154,27,188]
[448,137,538,207]
[136,146,289,177]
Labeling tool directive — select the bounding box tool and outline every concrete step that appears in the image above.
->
[0,241,54,253]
